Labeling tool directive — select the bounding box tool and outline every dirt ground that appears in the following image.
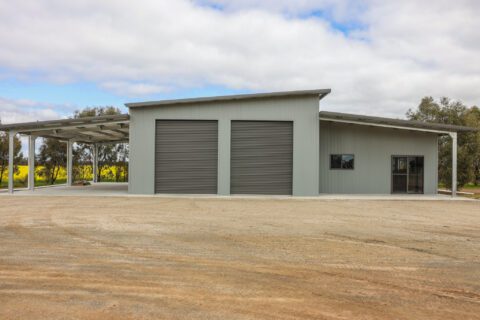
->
[0,196,479,320]
[461,187,480,200]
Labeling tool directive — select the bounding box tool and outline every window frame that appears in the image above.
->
[330,154,355,170]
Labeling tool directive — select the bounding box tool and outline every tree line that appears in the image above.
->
[1,99,479,189]
[406,97,480,188]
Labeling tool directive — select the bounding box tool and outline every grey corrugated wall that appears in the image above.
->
[230,121,293,195]
[129,95,320,196]
[319,121,439,194]
[155,120,218,194]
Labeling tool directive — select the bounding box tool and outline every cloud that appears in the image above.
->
[100,81,171,97]
[0,97,69,124]
[0,0,479,118]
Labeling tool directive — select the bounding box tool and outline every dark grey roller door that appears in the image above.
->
[231,121,293,195]
[155,120,218,194]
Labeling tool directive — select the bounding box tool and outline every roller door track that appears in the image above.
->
[231,121,293,195]
[155,120,218,194]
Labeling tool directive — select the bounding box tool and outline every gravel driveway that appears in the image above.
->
[0,196,479,319]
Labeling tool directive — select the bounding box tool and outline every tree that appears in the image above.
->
[114,143,129,182]
[0,132,23,185]
[37,138,66,184]
[73,106,121,119]
[406,97,480,188]
[73,144,92,182]
[73,106,126,182]
[35,106,127,184]
[96,143,119,182]
[464,106,480,185]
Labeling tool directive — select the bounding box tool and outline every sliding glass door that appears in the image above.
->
[392,156,424,194]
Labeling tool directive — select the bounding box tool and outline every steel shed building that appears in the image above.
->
[127,90,329,196]
[126,89,472,196]
[0,89,474,196]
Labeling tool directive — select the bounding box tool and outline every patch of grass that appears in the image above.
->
[0,179,67,189]
[461,183,480,190]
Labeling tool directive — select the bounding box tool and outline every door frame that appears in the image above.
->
[391,155,425,194]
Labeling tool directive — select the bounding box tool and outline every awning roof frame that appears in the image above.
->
[0,114,130,144]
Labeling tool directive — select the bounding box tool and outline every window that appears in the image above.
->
[330,154,354,169]
[392,156,424,194]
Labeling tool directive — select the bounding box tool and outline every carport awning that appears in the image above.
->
[319,111,476,133]
[0,114,130,143]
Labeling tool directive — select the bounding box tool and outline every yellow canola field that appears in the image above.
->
[1,165,127,184]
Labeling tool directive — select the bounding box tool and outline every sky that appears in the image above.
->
[0,0,479,126]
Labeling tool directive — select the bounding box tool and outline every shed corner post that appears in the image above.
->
[449,132,457,197]
[8,130,16,194]
[28,135,36,191]
[67,140,74,187]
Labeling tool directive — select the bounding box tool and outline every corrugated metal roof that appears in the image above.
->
[126,89,331,108]
[319,111,476,133]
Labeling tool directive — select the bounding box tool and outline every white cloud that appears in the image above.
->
[0,0,479,118]
[101,81,171,97]
[0,97,67,124]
